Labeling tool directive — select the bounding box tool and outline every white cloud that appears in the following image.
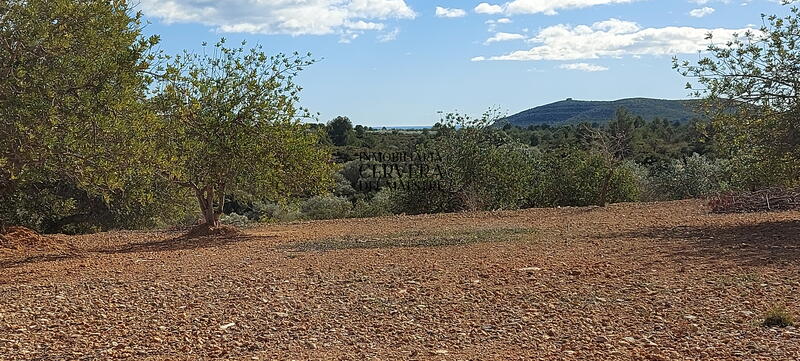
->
[474,18,753,61]
[508,0,636,15]
[475,0,636,16]
[471,56,487,61]
[474,2,504,14]
[497,18,512,23]
[378,28,401,42]
[435,6,467,18]
[689,7,715,17]
[485,32,526,44]
[140,0,416,36]
[559,63,609,71]
[689,0,731,5]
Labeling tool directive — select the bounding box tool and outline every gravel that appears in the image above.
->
[1,199,799,360]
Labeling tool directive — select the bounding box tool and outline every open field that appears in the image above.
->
[1,200,799,360]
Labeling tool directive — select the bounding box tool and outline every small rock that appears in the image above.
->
[219,322,235,330]
[623,336,636,344]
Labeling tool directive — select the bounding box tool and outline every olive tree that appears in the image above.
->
[0,0,161,231]
[153,40,336,227]
[674,3,800,187]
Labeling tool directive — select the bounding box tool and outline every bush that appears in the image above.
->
[252,202,303,223]
[300,195,353,220]
[392,112,536,214]
[0,173,195,234]
[219,212,251,228]
[645,153,729,200]
[763,305,795,328]
[352,188,399,218]
[528,149,640,207]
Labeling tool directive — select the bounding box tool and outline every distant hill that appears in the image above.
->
[498,98,704,127]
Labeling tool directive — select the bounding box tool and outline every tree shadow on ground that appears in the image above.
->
[0,253,81,270]
[0,232,261,269]
[90,232,258,255]
[605,220,800,267]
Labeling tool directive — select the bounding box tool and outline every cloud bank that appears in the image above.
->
[140,0,416,36]
[475,0,635,16]
[473,18,752,61]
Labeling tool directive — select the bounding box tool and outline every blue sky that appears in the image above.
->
[139,0,787,126]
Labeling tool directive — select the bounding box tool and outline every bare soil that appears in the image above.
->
[1,200,799,360]
[0,226,73,258]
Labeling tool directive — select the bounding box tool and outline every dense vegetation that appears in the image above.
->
[497,98,703,127]
[257,109,721,222]
[0,0,333,233]
[0,0,797,232]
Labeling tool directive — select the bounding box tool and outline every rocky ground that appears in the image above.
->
[1,200,799,360]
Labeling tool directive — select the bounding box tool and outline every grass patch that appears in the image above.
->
[762,305,795,328]
[717,273,762,287]
[282,227,536,252]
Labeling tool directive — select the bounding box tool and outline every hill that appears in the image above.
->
[499,97,704,127]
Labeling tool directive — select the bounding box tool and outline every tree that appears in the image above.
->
[584,108,639,205]
[674,3,800,188]
[153,40,336,227]
[327,116,354,146]
[0,0,161,231]
[397,109,534,213]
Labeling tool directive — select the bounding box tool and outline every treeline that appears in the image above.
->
[228,109,726,223]
[2,1,798,233]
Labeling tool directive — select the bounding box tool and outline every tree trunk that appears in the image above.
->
[196,186,219,227]
[599,167,615,207]
[216,183,226,220]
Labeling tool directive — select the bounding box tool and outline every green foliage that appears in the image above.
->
[332,172,357,198]
[391,110,536,214]
[219,213,252,228]
[153,39,336,226]
[327,116,355,147]
[260,202,304,223]
[0,0,186,232]
[500,98,702,127]
[644,154,729,200]
[528,149,640,207]
[300,195,353,220]
[352,189,398,218]
[674,4,800,188]
[763,305,795,328]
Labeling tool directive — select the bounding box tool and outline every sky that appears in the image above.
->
[138,0,788,127]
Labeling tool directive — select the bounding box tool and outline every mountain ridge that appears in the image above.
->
[498,97,704,127]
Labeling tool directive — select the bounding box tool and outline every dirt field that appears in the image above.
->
[1,200,799,360]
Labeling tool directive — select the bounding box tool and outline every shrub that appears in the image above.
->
[219,212,251,228]
[646,153,729,200]
[252,202,304,223]
[271,203,304,222]
[301,195,353,220]
[393,112,536,214]
[528,149,640,207]
[763,305,795,328]
[352,188,399,218]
